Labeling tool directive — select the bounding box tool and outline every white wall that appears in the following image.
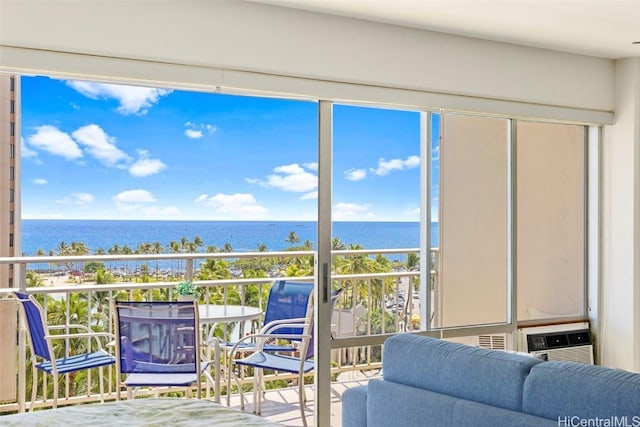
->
[601,58,640,371]
[0,0,614,123]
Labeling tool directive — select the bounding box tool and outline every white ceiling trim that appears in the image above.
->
[0,45,613,124]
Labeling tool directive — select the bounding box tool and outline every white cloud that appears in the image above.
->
[344,168,367,181]
[371,155,420,176]
[333,202,374,221]
[129,150,166,177]
[57,192,94,206]
[260,163,317,192]
[111,190,180,217]
[432,145,440,161]
[299,191,318,200]
[304,162,318,171]
[185,129,203,139]
[33,178,47,185]
[66,80,171,115]
[196,193,268,219]
[71,124,129,166]
[184,122,217,139]
[27,125,83,160]
[113,190,157,206]
[20,137,38,158]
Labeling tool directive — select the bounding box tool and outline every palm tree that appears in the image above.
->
[152,241,164,278]
[406,252,421,292]
[257,243,267,252]
[222,242,233,253]
[406,252,420,271]
[335,244,378,305]
[26,271,44,287]
[285,231,300,245]
[56,241,69,255]
[55,241,73,272]
[35,248,46,273]
[193,236,204,251]
[169,240,182,278]
[169,241,180,254]
[332,237,346,250]
[199,258,232,281]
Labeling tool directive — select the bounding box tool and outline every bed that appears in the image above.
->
[0,398,282,426]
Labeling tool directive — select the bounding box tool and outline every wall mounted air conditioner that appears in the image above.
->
[517,322,593,365]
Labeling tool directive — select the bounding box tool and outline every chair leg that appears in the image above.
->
[227,363,245,410]
[298,374,307,427]
[115,373,121,401]
[253,369,261,414]
[203,370,215,401]
[30,366,37,412]
[98,366,105,403]
[52,372,58,409]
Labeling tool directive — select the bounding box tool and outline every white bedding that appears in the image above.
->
[0,398,282,427]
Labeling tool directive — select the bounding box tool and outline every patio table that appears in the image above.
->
[198,304,263,402]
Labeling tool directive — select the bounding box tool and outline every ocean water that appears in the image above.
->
[20,220,437,256]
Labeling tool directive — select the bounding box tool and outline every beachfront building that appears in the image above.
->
[1,2,639,426]
[0,74,19,288]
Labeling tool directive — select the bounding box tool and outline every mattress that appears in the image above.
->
[0,398,282,426]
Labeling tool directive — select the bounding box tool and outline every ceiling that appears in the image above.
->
[253,0,640,59]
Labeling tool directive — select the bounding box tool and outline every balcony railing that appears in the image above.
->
[0,248,432,414]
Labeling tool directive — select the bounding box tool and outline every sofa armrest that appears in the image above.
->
[342,385,368,427]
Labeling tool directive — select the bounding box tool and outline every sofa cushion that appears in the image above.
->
[367,379,457,427]
[452,398,557,427]
[366,378,557,427]
[382,334,544,411]
[523,361,640,420]
[342,385,368,427]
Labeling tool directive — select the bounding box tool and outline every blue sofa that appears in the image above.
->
[342,334,640,427]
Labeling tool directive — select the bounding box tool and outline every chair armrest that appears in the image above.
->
[46,331,115,351]
[228,328,311,359]
[49,324,97,334]
[260,317,307,334]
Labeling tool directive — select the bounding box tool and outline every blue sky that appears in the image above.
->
[20,76,433,221]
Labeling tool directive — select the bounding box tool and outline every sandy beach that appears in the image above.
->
[42,274,91,288]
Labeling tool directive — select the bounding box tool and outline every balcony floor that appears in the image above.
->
[226,375,373,426]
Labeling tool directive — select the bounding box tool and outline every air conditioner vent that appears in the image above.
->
[478,334,506,350]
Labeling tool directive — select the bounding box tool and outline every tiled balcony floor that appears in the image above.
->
[226,376,374,426]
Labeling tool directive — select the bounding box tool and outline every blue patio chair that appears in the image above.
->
[227,287,343,427]
[219,280,314,353]
[112,300,213,399]
[14,291,116,411]
[201,281,313,403]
